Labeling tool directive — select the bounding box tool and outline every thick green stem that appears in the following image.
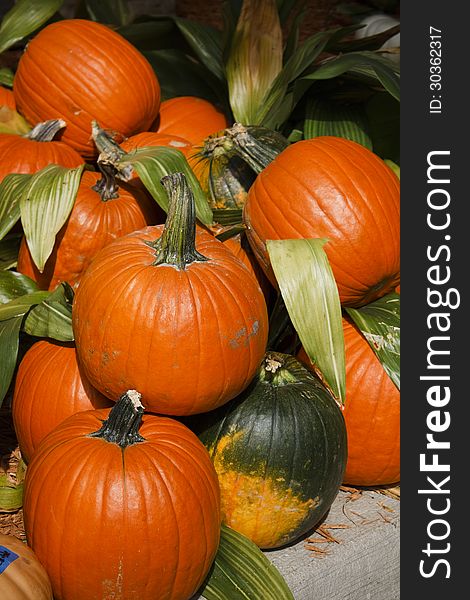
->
[26,119,66,142]
[260,352,298,386]
[88,390,145,448]
[92,163,120,201]
[152,172,208,270]
[91,121,134,182]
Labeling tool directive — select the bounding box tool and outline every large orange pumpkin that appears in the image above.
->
[12,340,112,463]
[155,96,228,145]
[73,173,268,415]
[16,169,161,290]
[244,136,400,307]
[298,318,400,486]
[120,131,192,157]
[13,20,160,160]
[0,533,53,599]
[0,120,83,183]
[23,390,221,600]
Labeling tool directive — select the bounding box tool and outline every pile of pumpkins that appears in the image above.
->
[0,17,400,600]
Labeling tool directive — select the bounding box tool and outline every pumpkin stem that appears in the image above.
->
[260,352,298,386]
[88,390,145,448]
[91,121,134,182]
[93,163,120,201]
[152,172,208,270]
[202,124,288,174]
[26,119,66,142]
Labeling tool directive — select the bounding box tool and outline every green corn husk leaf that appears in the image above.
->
[0,470,24,512]
[23,282,74,342]
[0,68,14,87]
[0,271,38,304]
[0,174,31,240]
[143,49,222,104]
[200,524,294,600]
[345,292,400,389]
[0,0,63,54]
[121,147,213,225]
[0,105,32,136]
[20,164,85,272]
[267,238,345,404]
[0,234,21,271]
[365,92,400,163]
[94,125,213,225]
[303,97,372,149]
[305,51,400,101]
[0,315,23,407]
[0,291,50,322]
[256,28,342,129]
[84,0,133,26]
[384,159,400,178]
[227,0,283,124]
[174,17,225,84]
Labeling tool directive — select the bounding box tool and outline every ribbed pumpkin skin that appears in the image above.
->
[12,340,111,463]
[298,319,400,486]
[0,132,83,184]
[0,86,16,109]
[121,131,192,156]
[244,136,400,306]
[155,96,228,144]
[16,170,161,290]
[73,226,269,415]
[0,533,53,600]
[23,410,221,600]
[13,20,160,160]
[193,354,347,549]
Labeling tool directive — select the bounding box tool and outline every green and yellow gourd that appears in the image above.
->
[191,352,347,550]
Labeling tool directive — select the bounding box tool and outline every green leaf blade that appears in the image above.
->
[0,173,32,240]
[0,271,38,304]
[23,282,74,342]
[0,0,63,54]
[346,292,400,389]
[20,164,85,272]
[174,18,225,83]
[200,524,294,600]
[118,147,213,225]
[0,316,22,407]
[267,238,345,403]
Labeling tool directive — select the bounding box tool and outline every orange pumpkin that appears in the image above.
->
[244,136,400,307]
[0,533,53,599]
[0,86,15,110]
[120,131,192,157]
[154,96,228,145]
[73,173,268,415]
[0,120,83,183]
[298,318,400,486]
[16,169,161,290]
[13,19,160,160]
[12,340,111,463]
[23,390,221,600]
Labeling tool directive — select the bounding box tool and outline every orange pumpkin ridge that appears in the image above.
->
[14,19,160,160]
[12,339,112,464]
[244,136,400,307]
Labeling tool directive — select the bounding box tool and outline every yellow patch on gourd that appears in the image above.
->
[212,429,319,549]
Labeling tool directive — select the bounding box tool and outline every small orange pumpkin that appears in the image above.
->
[12,339,112,463]
[154,96,228,145]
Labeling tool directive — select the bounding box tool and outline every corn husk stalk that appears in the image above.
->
[226,0,283,125]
